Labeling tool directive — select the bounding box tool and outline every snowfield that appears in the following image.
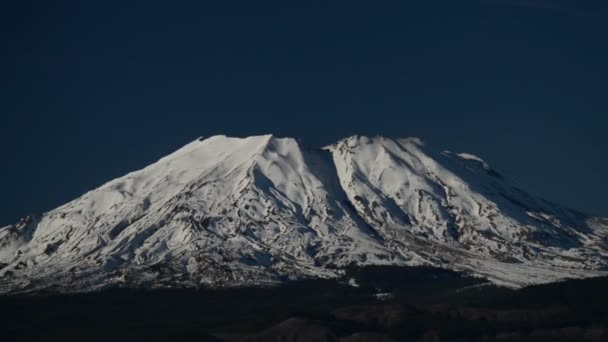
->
[1,135,607,293]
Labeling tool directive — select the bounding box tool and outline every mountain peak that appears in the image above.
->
[1,134,607,293]
[333,135,425,147]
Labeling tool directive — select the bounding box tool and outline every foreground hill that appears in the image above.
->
[2,267,607,341]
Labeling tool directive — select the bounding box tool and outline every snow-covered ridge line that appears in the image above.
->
[1,134,607,293]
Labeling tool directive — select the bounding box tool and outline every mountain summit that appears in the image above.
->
[1,135,607,293]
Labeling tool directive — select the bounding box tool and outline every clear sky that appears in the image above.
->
[1,0,607,225]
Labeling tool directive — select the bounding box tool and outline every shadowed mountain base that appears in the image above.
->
[2,266,608,341]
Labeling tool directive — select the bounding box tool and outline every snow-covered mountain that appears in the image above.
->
[1,135,607,293]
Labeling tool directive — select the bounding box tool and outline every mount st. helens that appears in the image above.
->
[1,135,607,293]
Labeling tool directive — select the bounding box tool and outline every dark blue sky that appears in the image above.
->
[2,0,607,225]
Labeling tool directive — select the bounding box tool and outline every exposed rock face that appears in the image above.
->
[1,135,607,293]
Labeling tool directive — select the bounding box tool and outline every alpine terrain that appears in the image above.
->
[1,135,607,293]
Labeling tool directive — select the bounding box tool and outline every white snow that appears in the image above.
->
[455,152,491,169]
[1,134,607,293]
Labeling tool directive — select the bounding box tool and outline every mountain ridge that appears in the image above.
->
[1,134,607,293]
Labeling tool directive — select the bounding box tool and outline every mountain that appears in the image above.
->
[1,135,607,293]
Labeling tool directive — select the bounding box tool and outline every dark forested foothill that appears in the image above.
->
[2,266,607,341]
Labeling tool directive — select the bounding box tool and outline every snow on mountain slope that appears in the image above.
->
[1,135,607,293]
[329,136,608,285]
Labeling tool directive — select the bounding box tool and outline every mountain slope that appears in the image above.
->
[1,135,607,292]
